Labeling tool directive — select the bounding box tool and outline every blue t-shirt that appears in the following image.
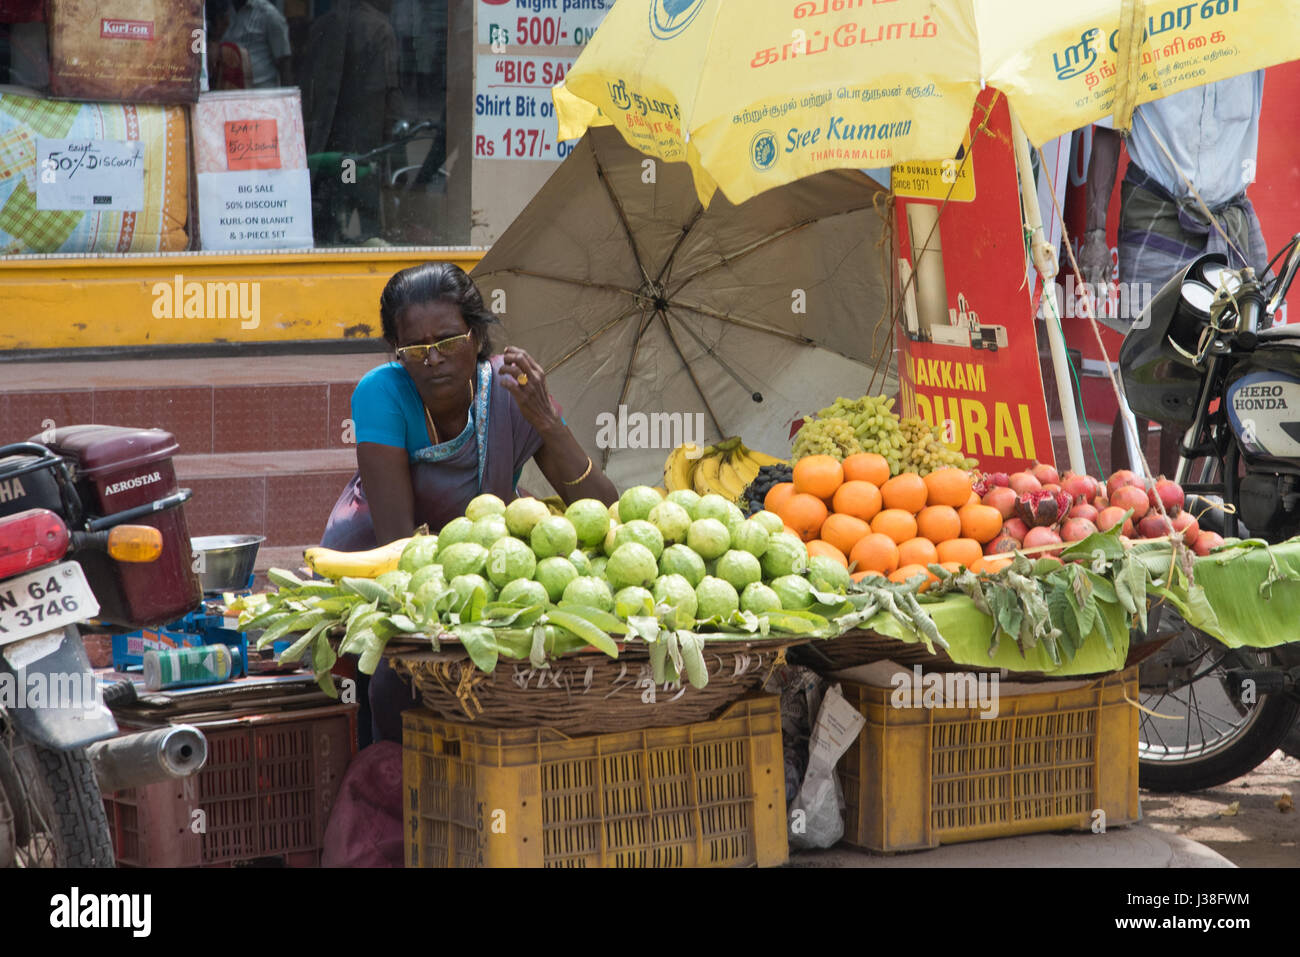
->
[351,361,445,457]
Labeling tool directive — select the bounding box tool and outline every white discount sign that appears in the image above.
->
[36,138,145,211]
[474,55,579,161]
[476,0,613,49]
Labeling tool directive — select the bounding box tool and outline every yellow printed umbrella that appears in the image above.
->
[556,0,1300,206]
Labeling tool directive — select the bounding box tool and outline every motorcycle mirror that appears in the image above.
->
[390,119,411,139]
[1267,233,1300,317]
[107,525,163,563]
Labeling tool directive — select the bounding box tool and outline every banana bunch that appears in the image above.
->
[663,437,787,504]
[303,537,412,580]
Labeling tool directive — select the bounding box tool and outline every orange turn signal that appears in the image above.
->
[107,525,163,563]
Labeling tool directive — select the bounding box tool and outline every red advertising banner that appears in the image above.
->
[893,89,1055,475]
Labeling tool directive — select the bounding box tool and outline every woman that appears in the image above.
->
[323,261,617,744]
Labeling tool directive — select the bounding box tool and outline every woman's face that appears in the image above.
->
[394,300,478,404]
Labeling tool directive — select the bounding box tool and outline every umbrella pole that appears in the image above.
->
[1010,110,1086,475]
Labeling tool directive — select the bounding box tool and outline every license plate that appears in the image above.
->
[0,562,99,647]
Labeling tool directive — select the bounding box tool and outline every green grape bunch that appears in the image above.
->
[898,416,978,475]
[791,415,863,461]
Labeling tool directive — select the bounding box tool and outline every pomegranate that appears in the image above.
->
[1061,517,1098,542]
[1061,472,1099,503]
[1097,506,1135,537]
[1149,478,1185,516]
[1106,469,1142,498]
[982,486,1018,519]
[1170,511,1199,545]
[989,472,1010,487]
[1137,513,1175,539]
[1008,471,1042,494]
[1110,484,1150,520]
[1002,517,1030,541]
[1023,525,1063,557]
[1013,488,1071,528]
[1030,461,1060,486]
[985,532,1021,555]
[1091,494,1110,511]
[1068,503,1099,523]
[1041,483,1062,494]
[1193,530,1225,556]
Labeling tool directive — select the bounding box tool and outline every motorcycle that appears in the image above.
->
[0,439,208,867]
[1119,232,1300,792]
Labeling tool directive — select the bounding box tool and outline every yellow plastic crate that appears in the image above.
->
[837,667,1140,852]
[402,697,788,868]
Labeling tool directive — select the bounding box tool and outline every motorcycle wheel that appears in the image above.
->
[1137,604,1300,792]
[0,735,115,867]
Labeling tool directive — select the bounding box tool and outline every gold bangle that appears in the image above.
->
[562,455,593,486]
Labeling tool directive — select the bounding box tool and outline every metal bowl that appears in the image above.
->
[191,535,266,593]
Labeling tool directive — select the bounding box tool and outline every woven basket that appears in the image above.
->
[386,637,798,734]
[788,629,987,673]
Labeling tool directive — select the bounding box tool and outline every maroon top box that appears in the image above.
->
[37,425,201,628]
[47,0,202,105]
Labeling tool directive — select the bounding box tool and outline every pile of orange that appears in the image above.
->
[766,454,1007,585]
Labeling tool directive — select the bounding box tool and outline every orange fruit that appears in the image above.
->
[881,472,927,513]
[939,561,964,575]
[778,492,829,542]
[820,513,871,557]
[849,533,900,574]
[792,455,844,499]
[832,480,883,522]
[870,508,918,545]
[764,481,796,514]
[784,525,801,538]
[937,537,983,567]
[972,555,1013,574]
[842,452,890,487]
[807,539,849,568]
[958,503,1003,544]
[923,467,974,508]
[851,569,886,583]
[966,490,980,506]
[898,537,939,567]
[890,563,937,591]
[915,505,961,544]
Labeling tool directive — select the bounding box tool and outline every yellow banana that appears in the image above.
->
[716,456,749,502]
[303,537,412,580]
[738,444,789,469]
[662,444,698,492]
[729,448,762,487]
[693,453,723,497]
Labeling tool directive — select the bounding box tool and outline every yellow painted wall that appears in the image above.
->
[0,248,487,350]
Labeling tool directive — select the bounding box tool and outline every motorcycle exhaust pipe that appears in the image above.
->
[86,725,208,794]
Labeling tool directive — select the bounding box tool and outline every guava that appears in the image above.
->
[470,515,509,548]
[438,542,489,580]
[535,556,579,602]
[666,489,702,519]
[721,502,747,535]
[659,544,707,588]
[750,510,786,536]
[567,549,592,576]
[740,582,783,615]
[603,524,621,557]
[486,536,537,587]
[618,485,664,524]
[375,569,412,594]
[565,498,612,548]
[653,573,699,627]
[730,518,771,558]
[614,586,655,618]
[760,533,808,579]
[436,516,475,550]
[614,519,665,559]
[408,564,445,594]
[562,575,613,612]
[498,578,549,607]
[694,493,735,525]
[504,496,551,538]
[695,575,740,620]
[608,501,621,523]
[686,518,730,560]
[770,574,815,610]
[530,515,579,558]
[648,501,692,545]
[398,535,439,573]
[450,573,497,607]
[715,549,762,591]
[465,493,506,522]
[807,555,852,594]
[604,542,659,591]
[588,556,608,579]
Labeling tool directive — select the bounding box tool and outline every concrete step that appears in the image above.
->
[0,351,381,453]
